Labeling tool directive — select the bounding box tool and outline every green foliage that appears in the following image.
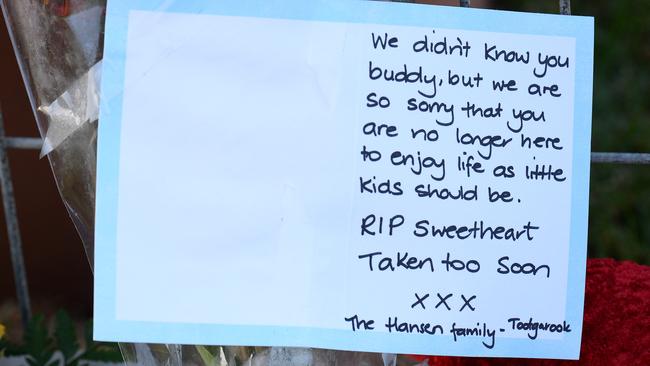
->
[1,311,122,366]
[54,311,78,362]
[196,345,225,366]
[79,322,123,363]
[496,1,650,264]
[24,315,55,366]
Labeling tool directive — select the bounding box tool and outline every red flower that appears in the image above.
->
[404,259,650,366]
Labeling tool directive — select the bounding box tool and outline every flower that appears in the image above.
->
[0,323,5,339]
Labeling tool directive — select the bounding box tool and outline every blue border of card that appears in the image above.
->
[95,0,593,359]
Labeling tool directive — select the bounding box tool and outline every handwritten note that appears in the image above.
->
[95,0,593,359]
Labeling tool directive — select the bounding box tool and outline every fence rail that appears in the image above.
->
[4,137,650,164]
[0,109,32,329]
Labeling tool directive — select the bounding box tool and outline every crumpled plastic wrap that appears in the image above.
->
[0,0,429,365]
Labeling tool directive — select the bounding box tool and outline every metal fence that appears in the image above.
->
[2,0,650,331]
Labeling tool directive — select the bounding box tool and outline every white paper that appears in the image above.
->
[96,2,593,359]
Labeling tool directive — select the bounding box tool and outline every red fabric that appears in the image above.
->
[405,258,650,365]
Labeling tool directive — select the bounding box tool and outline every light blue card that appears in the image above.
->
[96,0,593,359]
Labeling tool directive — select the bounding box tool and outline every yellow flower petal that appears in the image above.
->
[0,323,5,339]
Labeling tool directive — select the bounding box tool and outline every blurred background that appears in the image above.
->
[0,4,93,336]
[0,0,648,346]
[498,0,650,266]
